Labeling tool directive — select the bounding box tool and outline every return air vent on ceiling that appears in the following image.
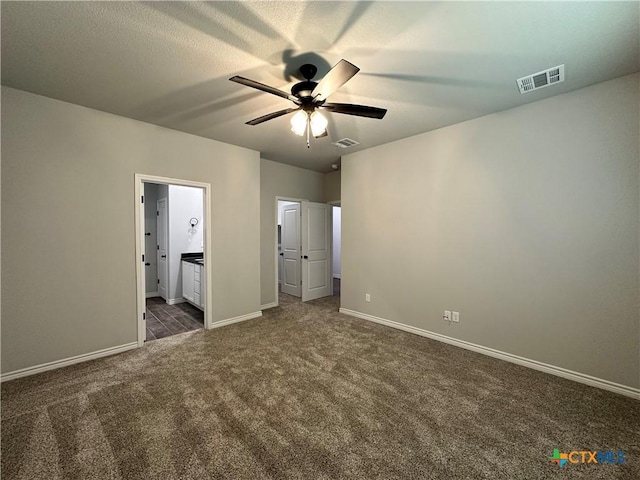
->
[333,138,360,149]
[516,65,565,94]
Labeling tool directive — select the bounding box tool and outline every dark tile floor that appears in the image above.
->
[145,297,204,341]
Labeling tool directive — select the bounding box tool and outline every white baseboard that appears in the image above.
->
[339,308,639,400]
[1,342,139,383]
[333,274,341,279]
[145,291,159,298]
[209,311,262,330]
[166,298,185,305]
[261,302,278,310]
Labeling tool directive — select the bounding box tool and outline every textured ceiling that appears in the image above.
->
[2,1,638,172]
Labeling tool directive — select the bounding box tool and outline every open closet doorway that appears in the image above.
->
[135,174,212,347]
[275,197,333,307]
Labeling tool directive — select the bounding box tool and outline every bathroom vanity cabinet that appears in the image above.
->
[182,260,205,310]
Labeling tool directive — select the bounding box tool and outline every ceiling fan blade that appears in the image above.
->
[245,107,299,126]
[230,76,299,103]
[322,103,387,119]
[311,59,360,101]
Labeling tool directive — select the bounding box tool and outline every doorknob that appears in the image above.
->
[161,255,166,258]
[279,252,283,256]
[145,262,150,266]
[303,255,309,259]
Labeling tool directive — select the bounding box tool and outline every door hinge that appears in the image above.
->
[143,312,146,320]
[157,211,159,216]
[157,245,159,250]
[158,279,160,284]
[142,254,145,262]
[141,195,144,204]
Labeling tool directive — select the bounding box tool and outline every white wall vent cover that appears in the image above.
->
[333,138,360,149]
[516,65,565,94]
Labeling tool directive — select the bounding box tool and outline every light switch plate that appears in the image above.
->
[452,311,460,323]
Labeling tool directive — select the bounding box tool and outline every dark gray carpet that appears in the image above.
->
[2,296,639,479]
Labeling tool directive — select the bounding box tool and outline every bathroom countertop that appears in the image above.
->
[181,252,204,265]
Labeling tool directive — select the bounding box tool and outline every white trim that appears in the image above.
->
[333,274,341,279]
[339,308,640,400]
[261,301,278,310]
[1,342,139,383]
[145,291,159,298]
[210,311,262,329]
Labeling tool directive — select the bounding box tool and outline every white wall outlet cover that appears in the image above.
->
[365,293,371,302]
[452,311,460,323]
[444,310,451,321]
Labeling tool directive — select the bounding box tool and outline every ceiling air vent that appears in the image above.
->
[333,138,360,149]
[516,65,565,94]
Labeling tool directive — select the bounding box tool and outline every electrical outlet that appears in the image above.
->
[452,311,460,323]
[443,310,451,322]
[365,293,371,302]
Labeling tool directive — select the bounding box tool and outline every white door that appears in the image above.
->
[301,201,332,301]
[280,203,301,297]
[157,197,168,300]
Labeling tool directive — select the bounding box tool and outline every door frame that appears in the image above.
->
[135,174,213,347]
[156,196,168,301]
[274,196,306,307]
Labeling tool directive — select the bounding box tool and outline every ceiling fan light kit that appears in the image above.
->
[229,58,387,148]
[309,111,328,137]
[290,110,307,136]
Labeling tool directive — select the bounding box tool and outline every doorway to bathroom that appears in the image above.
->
[134,174,212,347]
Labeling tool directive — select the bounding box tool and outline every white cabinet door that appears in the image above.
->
[182,261,195,302]
[200,264,205,309]
[194,264,201,307]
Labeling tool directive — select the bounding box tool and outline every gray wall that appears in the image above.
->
[341,73,639,388]
[1,86,261,374]
[324,170,341,202]
[260,158,325,306]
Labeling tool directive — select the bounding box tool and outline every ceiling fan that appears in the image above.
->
[229,59,387,147]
